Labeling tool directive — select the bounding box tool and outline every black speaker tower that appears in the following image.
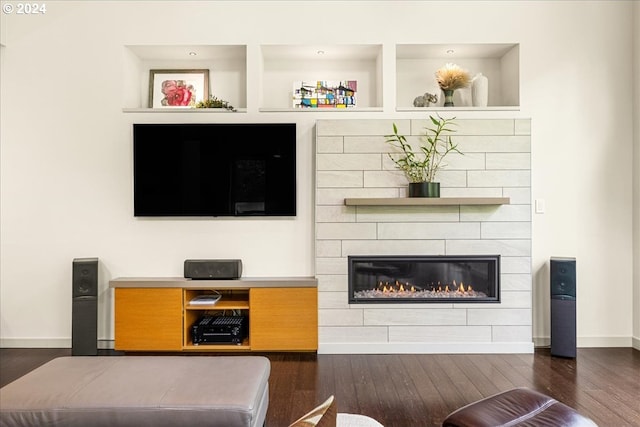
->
[72,258,98,356]
[550,257,576,358]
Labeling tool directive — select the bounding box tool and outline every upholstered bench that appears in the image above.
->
[442,387,597,427]
[0,356,270,427]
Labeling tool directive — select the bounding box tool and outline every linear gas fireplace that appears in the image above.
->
[348,255,500,304]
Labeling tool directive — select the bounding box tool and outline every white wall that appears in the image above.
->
[633,1,640,350]
[0,6,6,47]
[0,1,636,349]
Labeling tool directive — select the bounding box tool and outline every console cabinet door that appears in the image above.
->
[250,287,318,351]
[114,288,183,351]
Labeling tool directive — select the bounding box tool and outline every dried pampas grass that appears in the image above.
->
[435,63,471,91]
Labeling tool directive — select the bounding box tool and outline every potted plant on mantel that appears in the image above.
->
[385,114,460,198]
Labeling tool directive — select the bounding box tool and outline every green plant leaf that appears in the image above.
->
[385,114,461,184]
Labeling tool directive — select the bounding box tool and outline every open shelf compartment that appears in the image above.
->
[260,44,383,110]
[183,289,250,350]
[396,43,519,110]
[123,44,247,110]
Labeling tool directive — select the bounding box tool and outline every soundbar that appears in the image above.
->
[184,259,242,280]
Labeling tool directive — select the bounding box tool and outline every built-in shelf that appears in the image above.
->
[122,42,520,113]
[122,108,246,113]
[344,197,510,206]
[258,107,384,113]
[396,106,520,112]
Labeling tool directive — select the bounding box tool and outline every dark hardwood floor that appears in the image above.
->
[1,348,639,426]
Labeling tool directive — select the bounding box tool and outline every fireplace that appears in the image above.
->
[348,255,500,304]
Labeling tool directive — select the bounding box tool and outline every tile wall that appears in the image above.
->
[315,118,533,353]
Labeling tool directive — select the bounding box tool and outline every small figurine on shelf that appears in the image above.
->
[195,95,237,111]
[413,92,438,108]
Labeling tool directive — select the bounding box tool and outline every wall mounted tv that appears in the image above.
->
[133,123,296,217]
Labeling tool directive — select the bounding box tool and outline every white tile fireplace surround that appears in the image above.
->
[315,118,532,354]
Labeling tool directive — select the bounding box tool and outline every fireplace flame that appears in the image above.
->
[377,281,417,294]
[457,282,472,293]
[361,277,486,300]
[375,280,475,296]
[371,279,481,298]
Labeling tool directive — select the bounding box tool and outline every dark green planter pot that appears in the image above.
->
[409,182,440,198]
[443,89,455,107]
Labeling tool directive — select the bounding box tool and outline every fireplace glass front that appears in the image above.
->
[348,255,500,304]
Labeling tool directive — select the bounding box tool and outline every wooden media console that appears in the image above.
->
[110,277,318,352]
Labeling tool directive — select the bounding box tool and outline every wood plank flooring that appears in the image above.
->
[1,348,638,426]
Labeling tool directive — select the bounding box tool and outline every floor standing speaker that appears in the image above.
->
[72,258,98,356]
[550,257,576,358]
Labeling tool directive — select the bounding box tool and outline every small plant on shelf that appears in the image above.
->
[195,95,236,111]
[435,63,471,107]
[435,63,471,92]
[386,114,461,197]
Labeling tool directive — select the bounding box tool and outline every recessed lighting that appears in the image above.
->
[446,49,455,54]
[188,51,197,56]
[317,50,325,55]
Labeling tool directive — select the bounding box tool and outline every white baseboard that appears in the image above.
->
[2,338,635,352]
[533,337,550,347]
[0,339,114,349]
[98,339,115,350]
[318,341,535,354]
[577,336,633,347]
[534,335,634,348]
[0,338,70,348]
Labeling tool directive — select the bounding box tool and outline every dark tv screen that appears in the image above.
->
[133,123,296,217]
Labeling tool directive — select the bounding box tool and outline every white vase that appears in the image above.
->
[472,73,489,107]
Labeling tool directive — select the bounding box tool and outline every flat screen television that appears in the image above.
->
[133,123,296,217]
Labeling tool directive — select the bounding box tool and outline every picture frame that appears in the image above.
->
[148,69,209,108]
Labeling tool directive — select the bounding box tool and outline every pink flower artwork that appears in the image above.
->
[160,80,194,106]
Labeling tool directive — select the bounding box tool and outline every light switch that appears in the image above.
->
[535,199,545,214]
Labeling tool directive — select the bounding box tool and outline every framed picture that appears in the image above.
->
[148,69,209,108]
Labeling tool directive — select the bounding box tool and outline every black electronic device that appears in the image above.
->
[73,257,98,298]
[133,123,297,217]
[191,315,247,345]
[550,257,576,358]
[184,259,242,280]
[72,258,98,356]
[550,256,576,299]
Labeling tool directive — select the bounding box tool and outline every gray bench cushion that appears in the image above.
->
[0,356,270,427]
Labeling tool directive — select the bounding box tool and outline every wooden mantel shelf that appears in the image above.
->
[344,197,510,206]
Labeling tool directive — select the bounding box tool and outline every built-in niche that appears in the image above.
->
[396,43,520,110]
[122,44,247,111]
[259,44,384,111]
